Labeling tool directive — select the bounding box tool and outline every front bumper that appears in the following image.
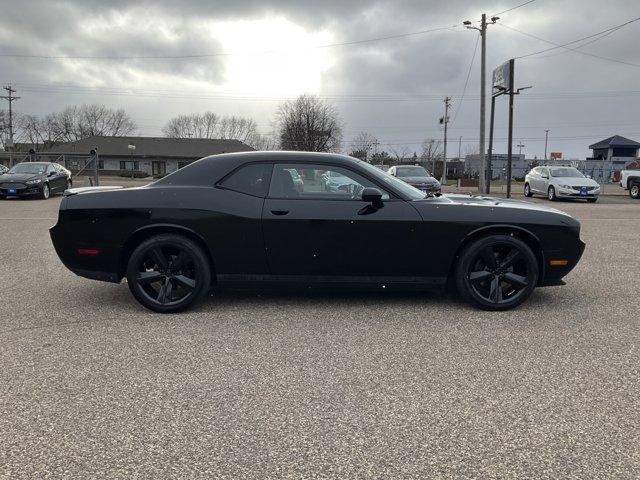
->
[540,239,586,286]
[0,185,43,197]
[556,187,600,198]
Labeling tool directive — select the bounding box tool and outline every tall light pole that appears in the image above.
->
[440,96,451,184]
[464,15,499,192]
[544,129,550,160]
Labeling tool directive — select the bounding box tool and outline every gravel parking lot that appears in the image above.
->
[1,193,638,479]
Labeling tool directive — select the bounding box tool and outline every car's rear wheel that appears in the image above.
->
[547,186,556,201]
[524,183,533,197]
[455,234,539,311]
[126,234,211,313]
[41,183,50,199]
[630,182,640,199]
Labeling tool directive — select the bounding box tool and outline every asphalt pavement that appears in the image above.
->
[0,193,638,479]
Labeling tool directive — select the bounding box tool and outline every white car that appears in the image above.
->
[524,166,600,203]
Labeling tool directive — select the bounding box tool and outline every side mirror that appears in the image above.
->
[362,187,384,209]
[541,174,548,179]
[48,171,56,177]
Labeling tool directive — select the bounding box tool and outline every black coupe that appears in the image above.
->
[50,152,585,313]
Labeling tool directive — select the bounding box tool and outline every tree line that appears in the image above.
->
[1,94,448,165]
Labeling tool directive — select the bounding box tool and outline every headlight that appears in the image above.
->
[26,178,42,185]
[560,184,572,189]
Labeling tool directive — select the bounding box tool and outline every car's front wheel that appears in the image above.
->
[547,185,557,201]
[40,183,50,200]
[126,234,211,313]
[630,182,640,199]
[524,183,533,197]
[455,234,539,311]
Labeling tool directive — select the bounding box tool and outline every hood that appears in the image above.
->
[551,177,599,187]
[434,193,573,216]
[400,176,439,184]
[0,173,43,182]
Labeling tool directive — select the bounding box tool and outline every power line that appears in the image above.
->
[0,25,461,60]
[450,34,479,126]
[492,0,538,17]
[501,17,640,67]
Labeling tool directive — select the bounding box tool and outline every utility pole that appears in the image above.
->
[440,96,451,184]
[1,85,20,167]
[458,136,462,160]
[517,142,525,155]
[464,14,498,193]
[544,129,550,160]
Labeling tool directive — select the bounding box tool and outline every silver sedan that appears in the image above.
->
[524,166,600,203]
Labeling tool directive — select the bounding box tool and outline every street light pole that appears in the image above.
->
[464,15,499,193]
[544,129,550,160]
[440,96,451,184]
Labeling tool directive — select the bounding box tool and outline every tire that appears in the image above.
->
[126,234,211,313]
[524,183,533,197]
[67,179,72,189]
[547,185,556,201]
[630,183,640,200]
[587,198,597,203]
[40,183,50,200]
[455,234,539,311]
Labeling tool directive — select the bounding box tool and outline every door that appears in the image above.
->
[538,167,550,193]
[46,164,66,192]
[262,163,425,279]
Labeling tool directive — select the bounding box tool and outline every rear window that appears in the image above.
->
[219,163,272,197]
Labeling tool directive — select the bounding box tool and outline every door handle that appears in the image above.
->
[270,210,289,216]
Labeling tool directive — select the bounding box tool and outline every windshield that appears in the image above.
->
[357,160,428,200]
[550,167,585,178]
[396,166,430,177]
[8,163,48,175]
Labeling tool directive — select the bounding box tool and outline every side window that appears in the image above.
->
[46,164,56,174]
[268,164,390,200]
[219,163,272,198]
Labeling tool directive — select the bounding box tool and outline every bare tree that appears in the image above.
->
[276,94,343,152]
[421,139,443,164]
[388,145,411,162]
[349,132,378,162]
[163,112,220,139]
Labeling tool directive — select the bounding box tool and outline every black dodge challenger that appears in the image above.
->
[50,152,585,313]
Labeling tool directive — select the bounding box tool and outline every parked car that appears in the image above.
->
[50,152,585,313]
[0,162,71,199]
[323,169,362,195]
[619,169,640,199]
[524,166,600,202]
[388,165,441,194]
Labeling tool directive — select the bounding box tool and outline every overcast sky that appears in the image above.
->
[1,0,639,159]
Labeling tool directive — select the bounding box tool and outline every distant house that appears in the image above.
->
[41,136,254,176]
[586,135,640,181]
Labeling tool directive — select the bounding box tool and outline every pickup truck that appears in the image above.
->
[620,170,640,199]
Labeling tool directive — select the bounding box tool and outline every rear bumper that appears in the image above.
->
[50,221,122,284]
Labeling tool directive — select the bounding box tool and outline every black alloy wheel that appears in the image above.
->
[126,234,211,313]
[524,183,533,197]
[456,234,539,311]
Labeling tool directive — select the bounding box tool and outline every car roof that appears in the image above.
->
[155,151,363,187]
